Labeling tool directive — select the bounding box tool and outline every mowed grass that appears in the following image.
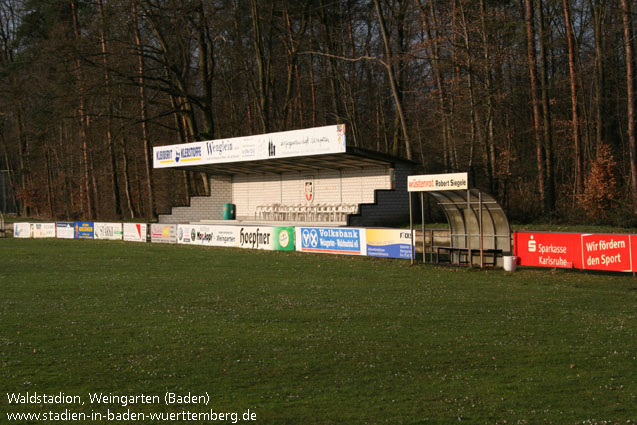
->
[1,239,635,424]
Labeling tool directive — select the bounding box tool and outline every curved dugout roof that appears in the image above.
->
[426,189,511,254]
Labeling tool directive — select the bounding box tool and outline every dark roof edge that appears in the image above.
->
[345,147,419,166]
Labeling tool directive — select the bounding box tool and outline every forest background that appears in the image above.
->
[0,0,635,226]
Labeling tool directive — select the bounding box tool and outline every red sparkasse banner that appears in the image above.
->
[581,233,632,272]
[514,232,582,269]
[514,231,637,272]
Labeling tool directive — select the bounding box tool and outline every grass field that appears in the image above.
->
[1,238,635,424]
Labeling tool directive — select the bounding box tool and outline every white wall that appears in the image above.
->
[231,166,391,218]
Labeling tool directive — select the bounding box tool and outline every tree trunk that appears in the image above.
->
[621,0,637,213]
[479,0,496,193]
[419,0,451,169]
[131,0,155,218]
[592,0,605,148]
[563,0,584,194]
[372,0,412,161]
[72,0,93,219]
[536,0,554,212]
[98,0,121,219]
[524,0,547,214]
[250,0,272,132]
[459,1,478,173]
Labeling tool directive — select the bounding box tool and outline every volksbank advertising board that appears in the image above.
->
[153,124,346,169]
[296,227,366,255]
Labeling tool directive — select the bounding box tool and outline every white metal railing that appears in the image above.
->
[255,203,358,222]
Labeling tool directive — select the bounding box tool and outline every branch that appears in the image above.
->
[298,50,386,67]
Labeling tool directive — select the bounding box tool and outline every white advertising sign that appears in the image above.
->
[32,223,56,238]
[123,223,147,242]
[295,227,367,256]
[177,224,238,247]
[150,223,177,244]
[407,172,468,192]
[237,226,295,251]
[13,222,32,238]
[56,222,75,239]
[153,124,346,169]
[94,222,123,240]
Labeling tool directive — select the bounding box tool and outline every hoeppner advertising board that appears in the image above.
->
[237,226,295,251]
[296,227,366,255]
[366,228,412,259]
[514,231,636,272]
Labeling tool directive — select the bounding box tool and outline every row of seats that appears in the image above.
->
[255,203,358,222]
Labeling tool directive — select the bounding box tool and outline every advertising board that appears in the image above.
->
[75,222,95,239]
[237,226,295,251]
[514,232,580,268]
[32,223,56,238]
[407,172,468,192]
[153,124,346,169]
[366,229,412,259]
[514,231,636,272]
[94,222,123,240]
[150,223,177,244]
[13,222,31,238]
[296,227,366,255]
[177,224,239,247]
[123,223,147,242]
[581,234,632,272]
[56,222,75,239]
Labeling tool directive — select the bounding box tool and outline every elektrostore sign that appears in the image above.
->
[407,172,468,192]
[153,124,346,169]
[296,227,366,255]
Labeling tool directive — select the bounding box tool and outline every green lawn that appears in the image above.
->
[1,239,635,424]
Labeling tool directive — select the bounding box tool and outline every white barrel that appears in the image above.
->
[503,256,517,272]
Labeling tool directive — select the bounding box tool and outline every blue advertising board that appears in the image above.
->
[296,227,366,255]
[366,229,412,259]
[75,222,94,239]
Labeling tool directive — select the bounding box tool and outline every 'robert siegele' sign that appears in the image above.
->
[407,172,468,192]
